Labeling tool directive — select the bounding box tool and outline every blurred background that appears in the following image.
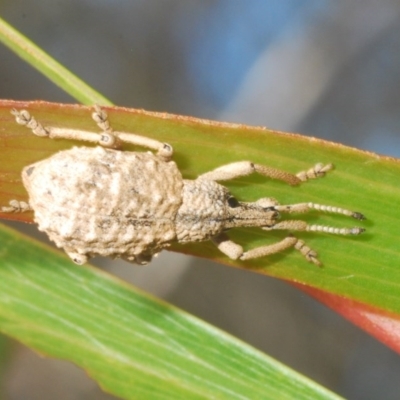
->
[1,1,400,399]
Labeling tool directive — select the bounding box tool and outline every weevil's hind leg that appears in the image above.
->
[198,161,333,186]
[11,109,49,137]
[11,108,173,161]
[212,233,321,266]
[11,108,120,148]
[92,106,173,161]
[1,200,32,213]
[91,105,112,133]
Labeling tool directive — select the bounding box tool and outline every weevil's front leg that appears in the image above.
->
[263,220,365,236]
[92,106,173,161]
[212,233,321,265]
[1,200,32,213]
[274,202,365,220]
[198,161,332,186]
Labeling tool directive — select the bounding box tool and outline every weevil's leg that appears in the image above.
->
[198,161,333,186]
[274,202,365,220]
[92,106,173,161]
[1,200,32,213]
[11,108,173,160]
[211,233,245,260]
[296,163,333,182]
[11,109,49,137]
[134,253,154,265]
[65,250,88,265]
[263,220,365,235]
[212,233,321,265]
[91,105,112,132]
[199,162,300,185]
[11,109,119,148]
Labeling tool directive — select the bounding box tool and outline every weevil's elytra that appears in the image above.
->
[1,107,366,266]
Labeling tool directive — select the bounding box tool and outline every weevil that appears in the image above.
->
[1,107,365,266]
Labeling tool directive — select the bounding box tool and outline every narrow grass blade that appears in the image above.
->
[0,17,112,106]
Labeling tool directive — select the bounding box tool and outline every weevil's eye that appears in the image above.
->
[227,196,240,208]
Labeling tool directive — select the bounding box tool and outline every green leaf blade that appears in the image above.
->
[0,223,342,400]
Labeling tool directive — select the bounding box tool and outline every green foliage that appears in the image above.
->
[0,224,342,400]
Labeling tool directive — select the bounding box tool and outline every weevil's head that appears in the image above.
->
[175,179,279,243]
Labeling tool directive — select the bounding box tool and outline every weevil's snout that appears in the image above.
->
[225,196,280,229]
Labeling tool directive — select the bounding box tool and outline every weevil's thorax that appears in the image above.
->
[175,179,229,242]
[175,179,280,243]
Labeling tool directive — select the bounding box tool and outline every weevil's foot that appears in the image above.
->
[135,253,153,265]
[352,212,366,220]
[11,109,49,137]
[11,108,30,125]
[308,254,322,267]
[296,163,333,182]
[349,227,365,235]
[1,200,31,213]
[68,252,88,265]
[92,105,112,132]
[294,239,322,267]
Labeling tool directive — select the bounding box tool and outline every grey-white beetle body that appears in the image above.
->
[2,107,365,266]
